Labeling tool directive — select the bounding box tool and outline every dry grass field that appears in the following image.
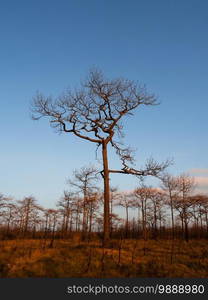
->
[0,238,208,278]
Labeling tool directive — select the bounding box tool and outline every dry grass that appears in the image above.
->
[0,238,208,278]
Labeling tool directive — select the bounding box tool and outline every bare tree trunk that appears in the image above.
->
[75,209,79,232]
[88,204,93,240]
[141,200,147,240]
[153,205,157,239]
[137,207,140,236]
[82,188,88,239]
[23,205,30,238]
[69,213,73,233]
[181,216,184,238]
[183,207,189,242]
[205,211,208,238]
[110,194,113,237]
[49,220,56,248]
[125,206,129,238]
[159,216,162,236]
[32,225,36,239]
[78,214,81,231]
[170,199,175,239]
[43,215,49,249]
[102,141,110,246]
[200,213,203,233]
[6,209,12,236]
[141,203,145,240]
[65,214,69,237]
[192,207,199,238]
[61,215,66,238]
[184,219,189,242]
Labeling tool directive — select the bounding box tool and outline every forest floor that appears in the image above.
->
[0,237,208,277]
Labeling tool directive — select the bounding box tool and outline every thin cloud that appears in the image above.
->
[194,176,208,186]
[122,187,164,194]
[193,176,208,193]
[189,168,208,175]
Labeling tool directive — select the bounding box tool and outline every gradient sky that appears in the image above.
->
[0,0,208,208]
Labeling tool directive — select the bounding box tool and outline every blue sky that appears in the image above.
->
[0,0,208,208]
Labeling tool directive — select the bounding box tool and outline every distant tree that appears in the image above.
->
[174,174,195,241]
[0,194,11,216]
[73,196,83,232]
[0,195,17,237]
[161,173,181,239]
[57,191,75,237]
[199,195,208,237]
[17,196,40,237]
[68,165,99,239]
[86,191,101,237]
[148,188,166,239]
[0,193,5,211]
[31,69,169,245]
[134,186,152,240]
[3,202,17,235]
[131,192,142,235]
[187,194,208,238]
[109,186,119,236]
[116,192,134,238]
[46,209,60,248]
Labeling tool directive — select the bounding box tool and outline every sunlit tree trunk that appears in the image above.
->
[102,141,110,245]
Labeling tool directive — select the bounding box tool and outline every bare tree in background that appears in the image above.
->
[189,194,208,238]
[149,188,166,239]
[68,166,99,239]
[0,194,6,211]
[199,195,208,237]
[44,209,60,248]
[109,186,119,236]
[161,173,180,239]
[174,174,195,242]
[0,194,12,216]
[57,191,75,238]
[116,192,134,238]
[0,195,17,237]
[31,69,169,245]
[3,202,17,236]
[86,191,101,238]
[134,186,152,240]
[17,196,40,237]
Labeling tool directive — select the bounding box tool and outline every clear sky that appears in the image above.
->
[0,0,208,208]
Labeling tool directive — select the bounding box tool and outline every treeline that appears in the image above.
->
[0,167,208,243]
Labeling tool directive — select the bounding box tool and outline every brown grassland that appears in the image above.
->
[0,237,208,278]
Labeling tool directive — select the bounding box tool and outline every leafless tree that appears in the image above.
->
[116,192,134,237]
[86,191,101,237]
[134,186,152,240]
[174,174,195,241]
[161,173,181,239]
[73,196,83,232]
[17,196,41,237]
[0,193,6,211]
[131,193,142,235]
[0,196,17,238]
[198,195,208,237]
[0,194,12,217]
[148,188,166,239]
[3,202,17,236]
[68,165,99,239]
[109,186,119,236]
[188,194,208,238]
[49,209,60,248]
[31,69,170,244]
[57,191,75,237]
